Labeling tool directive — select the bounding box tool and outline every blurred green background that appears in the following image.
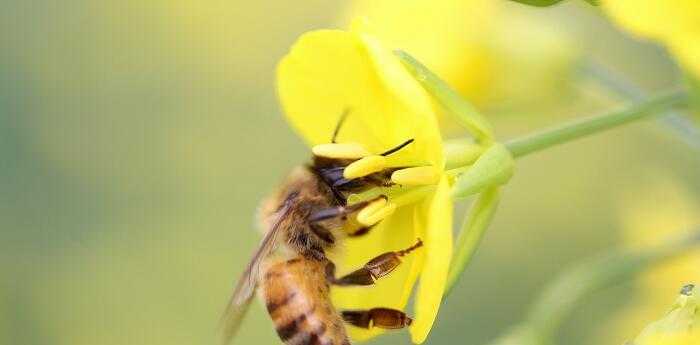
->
[1,1,699,345]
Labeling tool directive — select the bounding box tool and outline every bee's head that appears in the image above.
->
[309,140,412,202]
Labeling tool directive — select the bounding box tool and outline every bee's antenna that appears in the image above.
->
[381,138,415,156]
[331,108,351,143]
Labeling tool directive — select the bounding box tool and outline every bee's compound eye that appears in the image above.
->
[312,143,371,159]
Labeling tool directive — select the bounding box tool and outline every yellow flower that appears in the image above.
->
[277,27,453,343]
[630,285,700,345]
[339,0,578,112]
[599,178,700,345]
[636,333,700,345]
[602,0,700,77]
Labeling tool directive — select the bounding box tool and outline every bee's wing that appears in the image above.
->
[220,202,293,344]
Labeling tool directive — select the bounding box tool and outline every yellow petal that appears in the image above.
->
[339,0,499,107]
[330,204,424,341]
[277,29,444,168]
[669,35,700,78]
[312,143,371,159]
[603,0,700,77]
[411,176,453,343]
[603,0,700,40]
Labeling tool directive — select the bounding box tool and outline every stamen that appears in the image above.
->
[356,197,387,218]
[356,202,397,226]
[343,155,387,179]
[391,166,440,186]
[312,143,371,159]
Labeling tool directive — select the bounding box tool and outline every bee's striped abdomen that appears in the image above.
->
[262,257,349,345]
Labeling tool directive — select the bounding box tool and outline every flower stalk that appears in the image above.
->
[504,88,689,158]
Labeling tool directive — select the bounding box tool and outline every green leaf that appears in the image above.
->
[395,50,494,143]
[452,143,514,199]
[445,186,501,295]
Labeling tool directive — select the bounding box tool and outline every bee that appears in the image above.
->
[221,112,423,345]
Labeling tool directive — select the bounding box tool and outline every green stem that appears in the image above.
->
[504,89,689,158]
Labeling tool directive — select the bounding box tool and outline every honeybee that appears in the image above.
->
[221,114,423,345]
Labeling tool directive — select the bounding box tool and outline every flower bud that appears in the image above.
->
[452,143,514,199]
[631,284,700,345]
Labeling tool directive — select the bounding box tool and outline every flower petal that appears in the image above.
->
[329,204,424,341]
[410,176,453,344]
[277,29,444,167]
[603,0,700,77]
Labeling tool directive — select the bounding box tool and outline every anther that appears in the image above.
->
[343,155,388,179]
[355,197,387,220]
[391,166,440,186]
[356,201,396,226]
[312,143,371,159]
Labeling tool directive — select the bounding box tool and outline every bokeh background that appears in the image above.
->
[1,1,699,345]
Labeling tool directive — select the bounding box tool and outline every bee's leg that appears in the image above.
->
[327,239,423,286]
[341,308,412,329]
[308,195,386,223]
[290,231,328,261]
[346,224,375,237]
[309,223,335,244]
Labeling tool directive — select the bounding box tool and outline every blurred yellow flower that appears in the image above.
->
[339,0,578,113]
[600,178,700,345]
[603,0,700,77]
[277,27,453,343]
[630,285,700,345]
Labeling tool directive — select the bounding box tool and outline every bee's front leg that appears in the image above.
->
[308,195,386,223]
[309,195,386,238]
[324,239,423,286]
